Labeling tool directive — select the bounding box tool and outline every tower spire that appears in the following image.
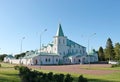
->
[56,23,64,36]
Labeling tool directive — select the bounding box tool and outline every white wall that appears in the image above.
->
[28,55,61,65]
[10,59,20,64]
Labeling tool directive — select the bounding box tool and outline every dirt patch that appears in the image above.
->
[29,64,120,75]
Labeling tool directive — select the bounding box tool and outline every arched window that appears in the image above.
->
[63,39,64,44]
[64,52,65,55]
[56,58,58,62]
[35,59,38,65]
[59,39,60,44]
[48,58,50,62]
[45,58,47,62]
[76,50,78,53]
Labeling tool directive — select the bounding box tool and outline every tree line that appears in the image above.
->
[0,52,26,61]
[98,38,120,61]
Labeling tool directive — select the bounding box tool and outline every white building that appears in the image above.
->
[4,24,98,65]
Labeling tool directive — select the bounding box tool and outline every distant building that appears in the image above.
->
[4,24,98,65]
[4,55,14,63]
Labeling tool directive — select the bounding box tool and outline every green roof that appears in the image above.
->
[64,53,83,58]
[88,49,97,56]
[6,55,14,59]
[56,24,64,36]
[67,39,85,48]
[24,52,60,59]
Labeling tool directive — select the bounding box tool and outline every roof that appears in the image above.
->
[5,55,14,59]
[56,23,64,36]
[23,52,60,59]
[88,49,97,56]
[64,53,83,58]
[67,39,85,48]
[48,43,53,47]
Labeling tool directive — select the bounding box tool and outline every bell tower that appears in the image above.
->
[53,23,67,55]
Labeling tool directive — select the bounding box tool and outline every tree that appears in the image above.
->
[114,42,120,60]
[0,54,7,61]
[98,47,105,61]
[105,38,115,60]
[15,53,25,59]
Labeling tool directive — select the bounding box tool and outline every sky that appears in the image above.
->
[0,0,120,54]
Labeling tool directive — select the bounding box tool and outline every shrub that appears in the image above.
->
[59,74,64,82]
[53,73,65,82]
[78,75,88,82]
[64,74,73,82]
[14,65,19,70]
[47,72,53,81]
[53,74,59,82]
[16,66,88,82]
[111,63,120,68]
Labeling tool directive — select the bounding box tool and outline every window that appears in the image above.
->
[48,58,50,62]
[63,39,65,44]
[54,39,56,44]
[80,50,81,53]
[68,50,70,54]
[64,52,65,55]
[72,49,74,53]
[59,39,60,44]
[60,53,61,55]
[76,50,78,53]
[56,59,58,62]
[45,58,47,62]
[74,45,75,48]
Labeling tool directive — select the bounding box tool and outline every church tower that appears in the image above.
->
[53,24,67,56]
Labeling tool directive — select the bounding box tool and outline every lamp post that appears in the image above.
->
[39,29,47,66]
[20,37,25,64]
[88,33,96,69]
[20,37,25,53]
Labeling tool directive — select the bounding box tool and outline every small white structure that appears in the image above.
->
[4,55,14,63]
[109,60,119,65]
[4,23,98,65]
[87,50,98,63]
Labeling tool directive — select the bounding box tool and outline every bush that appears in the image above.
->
[78,75,88,82]
[53,74,64,82]
[112,64,120,68]
[0,64,1,67]
[64,74,73,82]
[47,72,53,81]
[16,66,88,82]
[14,65,19,70]
[59,74,64,82]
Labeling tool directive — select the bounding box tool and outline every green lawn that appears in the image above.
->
[0,62,120,82]
[0,62,20,82]
[35,69,120,82]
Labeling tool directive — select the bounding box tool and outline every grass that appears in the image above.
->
[0,62,120,82]
[35,69,120,82]
[0,62,21,82]
[79,65,120,71]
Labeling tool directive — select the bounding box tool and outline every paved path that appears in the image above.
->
[29,64,120,75]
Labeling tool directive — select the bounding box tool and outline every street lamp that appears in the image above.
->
[88,33,96,69]
[39,29,47,65]
[20,37,25,53]
[20,37,25,64]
